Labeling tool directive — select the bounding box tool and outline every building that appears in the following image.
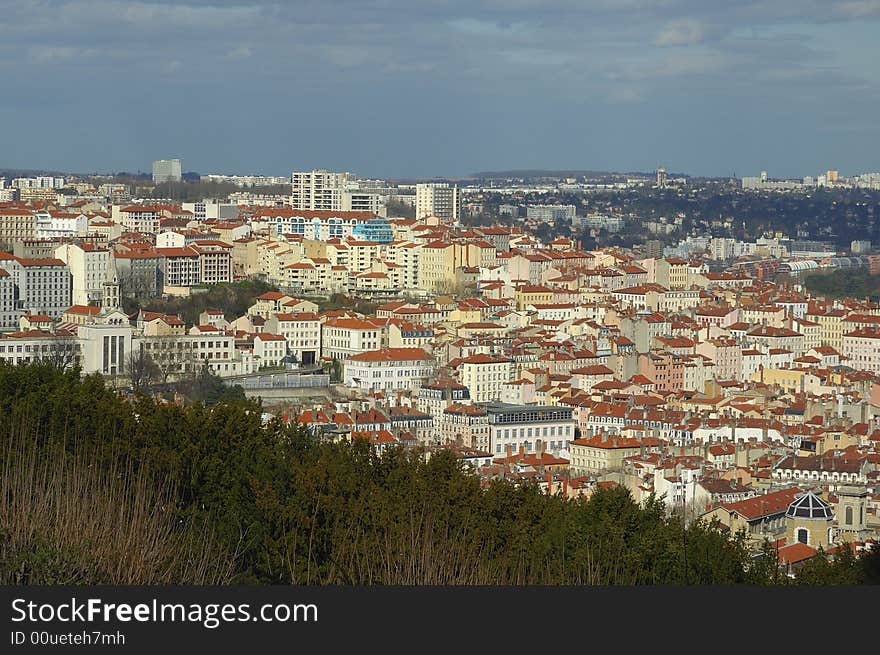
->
[16,257,72,318]
[417,378,471,419]
[0,267,17,328]
[34,211,88,239]
[152,159,182,184]
[289,169,350,211]
[265,312,321,365]
[525,205,576,222]
[157,247,201,288]
[0,208,36,249]
[0,330,81,367]
[438,403,490,450]
[656,167,667,188]
[456,353,513,403]
[570,434,644,476]
[78,323,134,376]
[321,317,384,361]
[261,208,390,242]
[415,183,460,223]
[54,243,109,307]
[191,241,233,285]
[483,402,575,457]
[343,347,436,392]
[119,205,168,233]
[113,250,163,298]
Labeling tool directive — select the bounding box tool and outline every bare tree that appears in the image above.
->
[38,336,80,370]
[125,345,160,392]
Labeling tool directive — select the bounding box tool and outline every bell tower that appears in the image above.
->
[102,255,121,311]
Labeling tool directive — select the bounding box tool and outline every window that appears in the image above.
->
[796,528,809,545]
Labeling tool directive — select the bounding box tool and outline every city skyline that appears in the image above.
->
[1,1,878,179]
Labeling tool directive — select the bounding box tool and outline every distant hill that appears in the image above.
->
[0,167,69,178]
[470,169,670,180]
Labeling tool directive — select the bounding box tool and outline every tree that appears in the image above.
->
[125,346,160,392]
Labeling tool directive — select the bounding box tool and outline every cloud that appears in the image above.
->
[1,1,879,176]
[654,19,706,47]
[225,45,252,61]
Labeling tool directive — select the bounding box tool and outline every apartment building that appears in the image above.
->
[157,247,200,287]
[455,353,514,403]
[290,169,350,210]
[415,183,460,223]
[0,208,36,248]
[321,317,385,360]
[484,402,575,457]
[17,257,72,318]
[343,347,436,392]
[265,312,321,365]
[191,240,233,285]
[55,242,109,306]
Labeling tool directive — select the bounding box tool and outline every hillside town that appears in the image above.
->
[2,168,880,576]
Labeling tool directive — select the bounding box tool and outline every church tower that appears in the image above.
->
[103,255,121,311]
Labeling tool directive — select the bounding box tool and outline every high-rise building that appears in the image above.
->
[290,169,350,210]
[152,159,182,184]
[415,183,460,223]
[656,167,667,188]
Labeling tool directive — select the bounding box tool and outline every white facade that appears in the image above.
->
[343,348,436,392]
[55,243,109,307]
[152,159,182,184]
[35,212,88,239]
[78,323,134,376]
[290,169,350,210]
[17,258,72,318]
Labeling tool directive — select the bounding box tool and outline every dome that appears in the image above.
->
[786,491,833,520]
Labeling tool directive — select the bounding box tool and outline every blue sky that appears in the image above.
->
[2,0,879,179]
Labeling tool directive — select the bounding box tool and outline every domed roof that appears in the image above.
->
[786,491,833,520]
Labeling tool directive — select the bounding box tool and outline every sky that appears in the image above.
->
[2,0,879,179]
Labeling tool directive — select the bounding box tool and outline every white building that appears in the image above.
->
[17,257,72,318]
[152,159,182,184]
[415,183,460,223]
[0,330,81,366]
[265,312,321,365]
[290,169,350,211]
[483,402,575,457]
[78,323,134,376]
[321,317,384,360]
[119,205,166,233]
[35,211,88,239]
[55,243,109,307]
[0,267,19,328]
[253,333,288,368]
[343,347,436,392]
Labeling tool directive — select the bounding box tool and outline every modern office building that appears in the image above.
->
[152,159,182,184]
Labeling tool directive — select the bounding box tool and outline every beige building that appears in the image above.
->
[456,353,514,403]
[569,434,642,476]
[0,208,36,248]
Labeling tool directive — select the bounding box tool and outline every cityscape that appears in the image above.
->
[1,162,880,584]
[3,1,880,602]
